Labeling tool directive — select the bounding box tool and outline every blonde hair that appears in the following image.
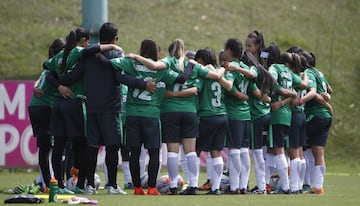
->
[168,38,185,71]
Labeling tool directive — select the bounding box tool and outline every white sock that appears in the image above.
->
[239,148,250,190]
[265,153,276,184]
[275,153,289,190]
[122,161,132,183]
[228,149,241,191]
[312,165,325,189]
[139,146,148,177]
[206,153,213,181]
[211,157,223,191]
[298,159,306,189]
[289,158,300,191]
[179,146,190,183]
[304,149,314,186]
[103,161,109,185]
[253,149,266,191]
[167,152,179,188]
[186,152,199,188]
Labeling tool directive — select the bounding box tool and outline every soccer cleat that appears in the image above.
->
[147,187,161,196]
[302,184,312,193]
[107,185,127,195]
[74,186,85,194]
[58,187,75,194]
[181,182,189,192]
[206,189,222,195]
[134,187,146,195]
[180,186,197,195]
[85,185,97,195]
[270,188,290,195]
[167,187,178,195]
[124,182,134,189]
[29,185,41,194]
[266,184,272,193]
[13,184,29,194]
[239,188,248,194]
[198,179,211,191]
[252,190,267,195]
[224,189,241,194]
[310,187,324,195]
[250,185,258,193]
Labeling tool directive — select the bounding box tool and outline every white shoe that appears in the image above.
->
[85,185,97,195]
[107,185,127,195]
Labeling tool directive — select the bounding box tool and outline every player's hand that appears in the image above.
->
[146,79,157,93]
[112,44,124,53]
[58,85,74,99]
[33,87,44,97]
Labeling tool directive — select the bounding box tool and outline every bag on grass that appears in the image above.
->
[4,194,44,204]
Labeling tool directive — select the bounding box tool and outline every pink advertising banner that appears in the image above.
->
[0,80,38,168]
[0,80,226,168]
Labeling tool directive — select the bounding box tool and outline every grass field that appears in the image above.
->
[1,167,360,206]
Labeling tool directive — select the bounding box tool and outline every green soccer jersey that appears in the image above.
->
[110,57,179,118]
[63,46,86,97]
[198,67,227,117]
[291,79,307,113]
[28,70,57,107]
[269,64,302,126]
[44,51,64,97]
[224,60,251,121]
[44,47,86,97]
[121,84,128,124]
[160,56,210,113]
[247,81,271,121]
[304,67,332,119]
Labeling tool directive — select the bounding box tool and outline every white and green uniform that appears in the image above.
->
[198,66,227,117]
[269,64,302,126]
[160,56,209,113]
[304,67,332,120]
[110,57,179,118]
[224,61,251,121]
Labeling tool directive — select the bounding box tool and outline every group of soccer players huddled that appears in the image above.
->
[28,22,332,196]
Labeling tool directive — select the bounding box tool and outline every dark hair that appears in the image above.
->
[224,38,243,60]
[287,46,303,54]
[245,51,276,95]
[299,53,310,72]
[60,28,90,73]
[263,43,281,69]
[99,22,118,44]
[301,51,316,67]
[281,52,302,74]
[140,39,158,61]
[195,48,217,67]
[185,50,196,60]
[48,38,65,58]
[247,30,265,51]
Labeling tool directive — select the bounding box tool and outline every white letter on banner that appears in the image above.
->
[0,124,20,166]
[21,125,38,165]
[0,84,26,120]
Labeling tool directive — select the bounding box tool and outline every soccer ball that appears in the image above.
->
[219,175,230,192]
[269,174,280,191]
[66,176,78,192]
[66,174,101,191]
[140,172,149,189]
[177,175,184,191]
[94,173,101,190]
[156,174,184,194]
[156,175,170,194]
